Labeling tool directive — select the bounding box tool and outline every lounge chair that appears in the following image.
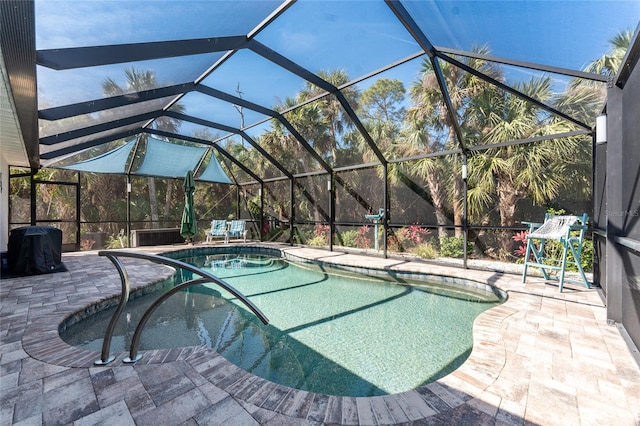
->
[226,220,247,243]
[521,213,591,292]
[205,220,228,243]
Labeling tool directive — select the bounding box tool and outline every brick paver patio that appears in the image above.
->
[1,243,639,425]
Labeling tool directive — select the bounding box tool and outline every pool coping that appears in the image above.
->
[15,243,640,425]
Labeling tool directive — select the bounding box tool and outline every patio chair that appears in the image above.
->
[205,220,228,243]
[226,220,247,243]
[521,213,591,292]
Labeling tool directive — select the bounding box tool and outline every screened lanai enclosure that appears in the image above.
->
[2,2,640,343]
[4,0,634,251]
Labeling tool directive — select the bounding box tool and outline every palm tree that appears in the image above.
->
[82,171,128,237]
[585,29,634,76]
[465,29,632,255]
[465,76,589,256]
[401,115,450,239]
[259,69,360,223]
[406,47,502,237]
[102,67,184,228]
[271,96,328,175]
[294,69,359,167]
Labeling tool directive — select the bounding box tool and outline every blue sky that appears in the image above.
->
[411,0,640,70]
[35,0,640,135]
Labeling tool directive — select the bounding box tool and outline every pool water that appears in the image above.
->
[61,253,502,397]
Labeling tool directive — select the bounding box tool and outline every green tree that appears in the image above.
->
[258,69,360,222]
[463,30,628,256]
[585,29,634,76]
[353,78,405,164]
[360,78,406,124]
[32,168,79,243]
[465,76,590,255]
[406,47,501,238]
[295,69,359,166]
[102,67,184,228]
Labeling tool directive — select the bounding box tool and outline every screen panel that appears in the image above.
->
[335,167,383,224]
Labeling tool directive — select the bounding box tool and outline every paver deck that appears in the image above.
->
[2,243,639,425]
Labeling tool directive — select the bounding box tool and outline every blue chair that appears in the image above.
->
[522,213,591,292]
[226,220,247,243]
[205,220,228,243]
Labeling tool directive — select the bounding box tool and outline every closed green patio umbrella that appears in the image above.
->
[180,170,197,243]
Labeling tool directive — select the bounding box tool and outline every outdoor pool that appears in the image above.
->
[61,250,504,397]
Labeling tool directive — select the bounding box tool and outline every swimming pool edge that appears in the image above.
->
[20,243,522,425]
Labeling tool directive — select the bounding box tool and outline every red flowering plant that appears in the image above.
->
[314,224,329,239]
[354,225,371,249]
[398,224,431,249]
[307,224,330,246]
[512,230,529,259]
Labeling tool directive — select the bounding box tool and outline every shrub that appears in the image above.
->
[527,237,593,273]
[314,224,330,238]
[355,226,372,249]
[387,234,403,252]
[511,230,529,263]
[414,242,439,259]
[307,224,329,246]
[513,207,593,273]
[80,239,95,251]
[338,230,359,248]
[307,235,328,246]
[439,236,473,258]
[398,224,430,248]
[106,230,128,249]
[579,239,593,272]
[563,238,593,273]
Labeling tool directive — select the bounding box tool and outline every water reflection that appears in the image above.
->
[61,253,501,396]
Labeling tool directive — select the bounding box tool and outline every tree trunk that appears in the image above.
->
[310,181,324,223]
[164,180,174,227]
[448,130,465,238]
[425,169,449,239]
[93,174,124,235]
[497,178,522,255]
[148,177,159,229]
[453,174,464,237]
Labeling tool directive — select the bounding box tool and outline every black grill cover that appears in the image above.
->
[8,226,64,276]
